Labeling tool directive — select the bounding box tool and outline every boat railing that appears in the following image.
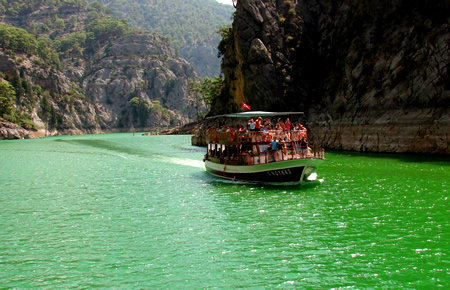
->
[205,127,324,165]
[206,142,325,165]
[206,129,308,144]
[239,144,324,165]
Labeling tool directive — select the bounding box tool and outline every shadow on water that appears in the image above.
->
[170,144,205,154]
[54,138,154,158]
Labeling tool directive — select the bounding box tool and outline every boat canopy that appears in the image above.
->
[207,111,304,119]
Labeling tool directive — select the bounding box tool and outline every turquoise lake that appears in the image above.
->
[0,133,448,288]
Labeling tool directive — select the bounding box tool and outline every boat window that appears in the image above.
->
[210,144,217,156]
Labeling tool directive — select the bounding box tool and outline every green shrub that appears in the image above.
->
[0,24,37,54]
[0,82,16,119]
[18,113,38,130]
[217,25,232,57]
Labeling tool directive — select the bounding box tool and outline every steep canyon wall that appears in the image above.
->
[217,0,449,154]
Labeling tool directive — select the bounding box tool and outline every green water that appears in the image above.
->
[0,133,448,288]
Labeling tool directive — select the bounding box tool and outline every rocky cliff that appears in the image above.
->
[0,50,100,139]
[93,0,235,78]
[217,0,449,154]
[0,1,198,139]
[83,32,197,129]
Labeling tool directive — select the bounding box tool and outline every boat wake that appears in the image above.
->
[166,157,205,169]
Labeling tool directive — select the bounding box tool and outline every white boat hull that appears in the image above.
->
[204,158,323,184]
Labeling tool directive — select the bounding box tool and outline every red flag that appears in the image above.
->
[241,102,251,110]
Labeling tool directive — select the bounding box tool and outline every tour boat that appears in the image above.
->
[203,111,325,184]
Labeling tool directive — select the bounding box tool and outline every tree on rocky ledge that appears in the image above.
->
[189,76,224,120]
[0,82,16,120]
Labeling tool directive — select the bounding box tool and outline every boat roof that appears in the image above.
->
[207,111,304,119]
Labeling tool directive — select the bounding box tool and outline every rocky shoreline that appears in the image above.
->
[3,117,448,155]
[0,116,201,140]
[0,119,37,140]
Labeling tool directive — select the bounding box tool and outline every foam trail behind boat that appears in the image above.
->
[166,157,205,169]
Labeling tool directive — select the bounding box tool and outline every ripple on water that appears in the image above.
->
[0,135,448,288]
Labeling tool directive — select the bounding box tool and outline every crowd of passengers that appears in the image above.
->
[206,117,313,163]
[207,117,309,143]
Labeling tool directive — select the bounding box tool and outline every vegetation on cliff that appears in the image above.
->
[0,0,132,137]
[1,0,132,57]
[0,0,202,139]
[189,76,224,119]
[0,24,61,69]
[92,0,234,77]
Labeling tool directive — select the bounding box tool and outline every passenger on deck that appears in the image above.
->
[248,118,255,131]
[263,118,271,129]
[226,126,236,142]
[300,124,307,139]
[271,138,278,151]
[276,118,285,131]
[238,124,246,134]
[225,125,234,132]
[255,117,262,131]
[285,118,291,131]
[284,118,292,141]
[270,138,278,162]
[254,117,262,141]
[300,137,308,157]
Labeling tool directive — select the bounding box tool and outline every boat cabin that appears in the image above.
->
[205,125,324,166]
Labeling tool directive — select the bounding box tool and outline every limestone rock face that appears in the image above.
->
[218,0,321,114]
[217,0,449,154]
[0,118,30,139]
[1,2,199,139]
[0,50,100,140]
[83,33,197,130]
[305,0,449,154]
[0,31,197,139]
